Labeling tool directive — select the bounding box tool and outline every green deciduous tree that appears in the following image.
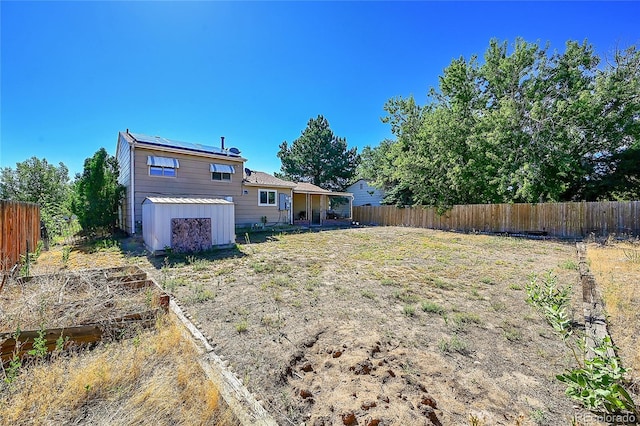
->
[71,148,124,234]
[277,115,359,191]
[0,157,71,233]
[362,38,640,208]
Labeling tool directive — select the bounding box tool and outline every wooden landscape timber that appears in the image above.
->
[0,309,167,365]
[1,265,170,366]
[16,265,149,285]
[576,242,616,360]
[169,298,278,426]
[2,262,274,426]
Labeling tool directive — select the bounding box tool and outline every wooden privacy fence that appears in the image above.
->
[0,200,40,270]
[353,201,640,239]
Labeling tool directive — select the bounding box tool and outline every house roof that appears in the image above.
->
[293,182,332,194]
[143,197,233,205]
[346,178,368,187]
[125,131,243,159]
[243,171,297,188]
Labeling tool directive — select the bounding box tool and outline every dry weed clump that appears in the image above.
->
[0,268,154,332]
[587,242,640,382]
[0,316,235,426]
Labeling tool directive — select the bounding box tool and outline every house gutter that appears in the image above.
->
[130,142,136,234]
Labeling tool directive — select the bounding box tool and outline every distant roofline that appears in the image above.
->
[242,170,297,188]
[243,181,297,188]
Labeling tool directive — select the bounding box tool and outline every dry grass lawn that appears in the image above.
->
[8,227,632,425]
[1,239,234,426]
[148,226,598,425]
[586,242,640,391]
[0,317,233,426]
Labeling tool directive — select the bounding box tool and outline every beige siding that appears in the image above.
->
[292,193,330,223]
[235,186,292,227]
[132,148,243,230]
[116,134,132,233]
[292,193,307,220]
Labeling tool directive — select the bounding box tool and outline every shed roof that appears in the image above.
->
[143,197,233,205]
[243,171,296,188]
[127,132,242,158]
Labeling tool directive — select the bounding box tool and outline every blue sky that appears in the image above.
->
[1,1,639,179]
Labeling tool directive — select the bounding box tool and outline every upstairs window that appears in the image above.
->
[210,163,235,182]
[212,172,232,182]
[147,156,179,177]
[259,189,277,206]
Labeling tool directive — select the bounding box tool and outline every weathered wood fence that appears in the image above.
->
[353,201,640,239]
[0,200,40,270]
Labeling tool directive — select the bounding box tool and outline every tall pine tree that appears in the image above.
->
[276,115,359,191]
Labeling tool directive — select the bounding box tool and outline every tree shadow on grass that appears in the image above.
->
[143,244,247,270]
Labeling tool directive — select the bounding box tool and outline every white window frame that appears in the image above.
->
[149,165,177,177]
[258,189,277,206]
[212,172,232,182]
[147,156,179,178]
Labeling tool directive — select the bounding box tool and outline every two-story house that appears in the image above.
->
[116,130,354,241]
[116,130,244,235]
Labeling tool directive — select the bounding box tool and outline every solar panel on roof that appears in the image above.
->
[129,132,241,157]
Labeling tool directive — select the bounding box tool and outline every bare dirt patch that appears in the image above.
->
[144,226,596,425]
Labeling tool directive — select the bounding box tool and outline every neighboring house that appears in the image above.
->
[116,130,244,234]
[116,130,353,235]
[346,179,385,206]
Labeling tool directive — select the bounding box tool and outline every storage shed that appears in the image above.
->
[142,197,235,253]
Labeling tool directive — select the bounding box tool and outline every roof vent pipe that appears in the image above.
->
[221,136,225,150]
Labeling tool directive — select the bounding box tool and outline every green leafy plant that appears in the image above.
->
[525,272,581,365]
[61,245,71,266]
[526,272,638,417]
[186,256,208,271]
[27,328,48,359]
[71,148,125,234]
[3,355,22,384]
[502,326,523,342]
[530,409,546,425]
[559,259,577,270]
[525,273,572,336]
[19,254,30,277]
[55,333,69,352]
[557,337,637,415]
[3,329,23,384]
